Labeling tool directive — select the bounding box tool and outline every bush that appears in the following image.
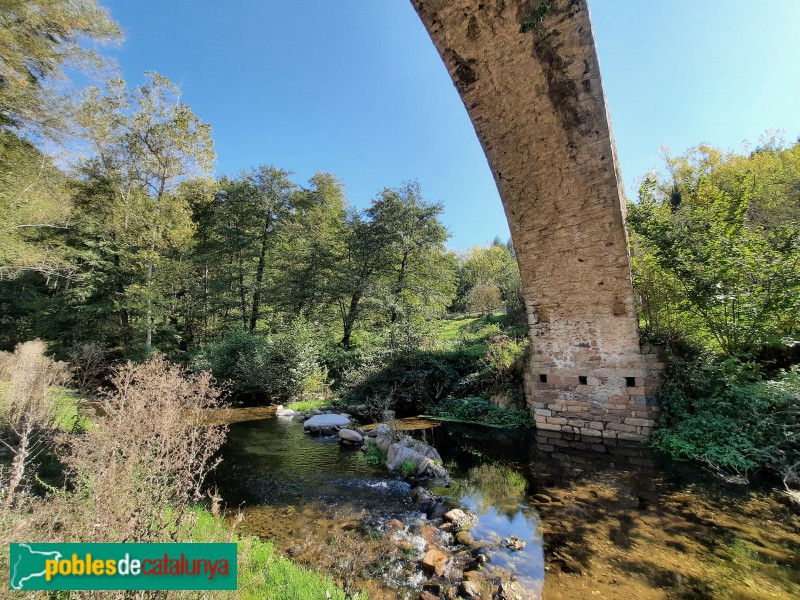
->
[430,396,533,429]
[0,340,67,509]
[652,357,800,486]
[57,356,228,542]
[340,349,476,414]
[194,319,328,401]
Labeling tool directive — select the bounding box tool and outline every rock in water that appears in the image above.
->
[338,428,364,444]
[444,508,478,531]
[420,547,448,576]
[504,536,527,551]
[303,413,351,435]
[498,581,538,600]
[384,434,448,479]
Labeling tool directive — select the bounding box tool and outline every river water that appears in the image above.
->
[213,408,800,599]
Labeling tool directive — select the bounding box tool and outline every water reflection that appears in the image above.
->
[214,410,800,600]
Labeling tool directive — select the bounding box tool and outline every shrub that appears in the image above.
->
[68,342,107,395]
[652,357,800,486]
[480,334,528,386]
[0,340,67,509]
[430,396,533,429]
[340,349,474,414]
[58,355,228,542]
[194,319,328,401]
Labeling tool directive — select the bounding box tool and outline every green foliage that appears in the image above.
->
[0,131,72,278]
[629,142,800,357]
[481,334,528,385]
[194,319,327,400]
[520,1,553,33]
[358,443,386,466]
[652,358,800,483]
[399,459,418,478]
[285,397,329,413]
[0,0,121,139]
[430,396,533,429]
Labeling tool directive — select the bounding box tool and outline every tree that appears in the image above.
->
[0,131,72,277]
[271,173,347,321]
[367,182,456,330]
[334,211,382,349]
[76,73,214,352]
[628,142,800,356]
[468,281,502,319]
[0,0,120,139]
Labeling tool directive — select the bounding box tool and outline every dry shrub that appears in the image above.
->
[0,350,12,380]
[0,340,67,510]
[59,355,227,543]
[69,342,107,395]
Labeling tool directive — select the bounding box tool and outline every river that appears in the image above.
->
[213,408,800,599]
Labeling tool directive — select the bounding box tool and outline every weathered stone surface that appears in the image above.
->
[444,508,478,531]
[498,580,538,600]
[338,428,364,444]
[303,413,351,434]
[387,442,448,479]
[421,547,448,576]
[409,0,663,439]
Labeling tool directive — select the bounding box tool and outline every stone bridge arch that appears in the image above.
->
[409,0,663,440]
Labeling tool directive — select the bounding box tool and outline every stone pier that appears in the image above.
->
[410,0,664,439]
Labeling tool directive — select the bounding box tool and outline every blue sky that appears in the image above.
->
[100,0,800,251]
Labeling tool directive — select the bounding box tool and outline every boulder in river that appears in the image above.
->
[420,547,448,576]
[444,508,478,531]
[338,428,364,445]
[373,423,395,453]
[387,443,449,480]
[385,434,448,479]
[303,413,351,435]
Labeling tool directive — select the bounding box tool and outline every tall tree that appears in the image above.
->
[76,73,214,352]
[367,182,455,329]
[628,141,800,355]
[0,0,120,139]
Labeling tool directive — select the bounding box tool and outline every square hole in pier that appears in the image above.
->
[578,375,588,385]
[626,376,636,387]
[539,374,547,383]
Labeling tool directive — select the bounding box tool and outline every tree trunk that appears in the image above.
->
[249,218,271,332]
[339,291,362,349]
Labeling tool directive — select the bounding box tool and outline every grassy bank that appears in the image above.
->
[190,510,365,599]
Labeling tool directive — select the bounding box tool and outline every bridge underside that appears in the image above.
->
[410,0,663,440]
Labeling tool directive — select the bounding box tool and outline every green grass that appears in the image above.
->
[51,387,91,431]
[399,459,418,478]
[358,443,386,465]
[437,315,483,344]
[0,382,89,432]
[285,397,330,413]
[188,509,366,599]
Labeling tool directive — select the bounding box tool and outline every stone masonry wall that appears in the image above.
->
[409,0,664,440]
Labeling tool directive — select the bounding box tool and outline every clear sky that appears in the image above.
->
[100,0,800,251]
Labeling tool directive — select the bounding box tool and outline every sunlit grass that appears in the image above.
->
[187,509,367,599]
[0,382,89,432]
[285,397,330,413]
